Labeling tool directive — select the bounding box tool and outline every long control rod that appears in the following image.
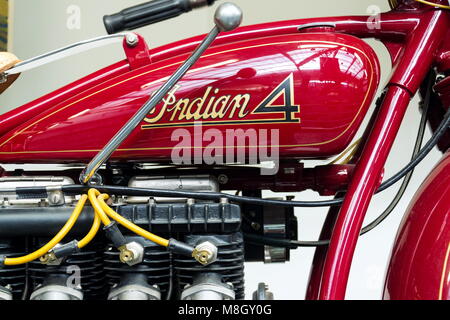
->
[80,3,243,184]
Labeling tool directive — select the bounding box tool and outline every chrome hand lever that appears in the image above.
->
[1,33,138,80]
[80,2,243,184]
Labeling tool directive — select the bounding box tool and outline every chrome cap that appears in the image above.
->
[214,2,243,32]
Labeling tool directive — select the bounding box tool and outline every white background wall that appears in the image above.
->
[0,0,443,299]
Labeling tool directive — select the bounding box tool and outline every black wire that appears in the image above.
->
[244,233,331,248]
[245,73,436,248]
[61,184,342,207]
[376,109,447,193]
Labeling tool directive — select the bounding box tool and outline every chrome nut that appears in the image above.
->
[192,241,218,266]
[48,190,65,206]
[119,242,144,266]
[125,33,139,47]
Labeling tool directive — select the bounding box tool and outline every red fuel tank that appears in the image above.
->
[0,30,380,164]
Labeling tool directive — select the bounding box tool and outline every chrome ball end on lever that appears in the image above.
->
[214,2,243,32]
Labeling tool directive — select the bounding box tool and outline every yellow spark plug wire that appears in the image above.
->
[2,193,105,266]
[93,191,214,265]
[78,208,101,249]
[87,189,112,226]
[91,189,210,265]
[94,192,170,248]
[3,194,88,266]
[1,187,200,266]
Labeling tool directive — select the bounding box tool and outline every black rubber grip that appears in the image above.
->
[104,0,216,34]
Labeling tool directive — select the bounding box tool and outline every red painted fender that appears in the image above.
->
[384,151,450,300]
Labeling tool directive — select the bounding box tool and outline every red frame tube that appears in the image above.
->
[316,9,449,300]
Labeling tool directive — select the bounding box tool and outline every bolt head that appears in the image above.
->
[48,191,65,206]
[218,174,228,184]
[126,33,139,47]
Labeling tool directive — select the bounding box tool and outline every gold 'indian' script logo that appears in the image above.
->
[141,73,300,129]
[143,85,250,124]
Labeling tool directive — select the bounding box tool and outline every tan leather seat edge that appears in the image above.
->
[0,52,21,95]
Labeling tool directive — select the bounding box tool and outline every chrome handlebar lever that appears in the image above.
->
[80,2,243,184]
[1,33,138,80]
